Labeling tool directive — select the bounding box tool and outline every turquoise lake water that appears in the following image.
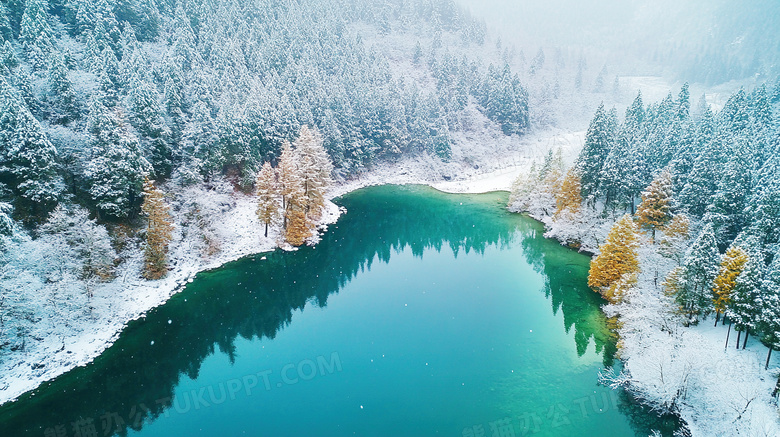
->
[0,185,678,436]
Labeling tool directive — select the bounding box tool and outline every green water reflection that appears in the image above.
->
[0,185,678,437]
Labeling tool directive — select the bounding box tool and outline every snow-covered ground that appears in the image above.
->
[603,240,780,437]
[0,183,342,406]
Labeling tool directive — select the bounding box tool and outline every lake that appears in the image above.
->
[0,185,678,437]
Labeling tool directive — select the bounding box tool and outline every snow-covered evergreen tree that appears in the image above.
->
[577,103,616,202]
[83,99,151,219]
[0,76,63,207]
[19,0,55,69]
[675,223,720,319]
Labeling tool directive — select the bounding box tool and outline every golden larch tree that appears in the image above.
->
[588,214,640,304]
[712,246,748,322]
[636,169,673,241]
[284,196,310,246]
[255,161,279,237]
[554,167,582,219]
[295,126,333,220]
[142,178,174,279]
[278,140,300,215]
[659,213,690,262]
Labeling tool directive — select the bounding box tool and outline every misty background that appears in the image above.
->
[455,0,780,87]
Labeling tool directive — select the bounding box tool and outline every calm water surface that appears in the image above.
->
[0,185,678,437]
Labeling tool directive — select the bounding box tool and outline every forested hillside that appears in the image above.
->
[0,0,538,402]
[510,83,780,435]
[0,0,532,226]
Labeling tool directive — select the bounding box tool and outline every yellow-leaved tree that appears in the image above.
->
[712,246,749,324]
[256,161,279,237]
[142,178,174,279]
[284,197,310,247]
[659,213,690,263]
[295,126,333,220]
[587,214,640,304]
[636,169,673,241]
[554,167,582,220]
[275,127,334,246]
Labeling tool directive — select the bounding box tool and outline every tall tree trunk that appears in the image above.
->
[767,347,774,370]
[725,322,732,351]
[264,222,268,238]
[714,310,720,327]
[742,330,749,349]
[736,329,742,350]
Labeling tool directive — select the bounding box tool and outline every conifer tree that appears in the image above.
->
[284,197,310,247]
[675,223,720,321]
[577,103,616,202]
[727,242,764,349]
[746,163,780,248]
[294,125,333,220]
[19,0,55,70]
[0,76,63,207]
[0,200,12,235]
[553,167,581,220]
[636,169,673,241]
[659,213,690,263]
[277,141,302,214]
[588,214,640,303]
[0,2,12,42]
[713,246,749,325]
[0,41,18,69]
[84,99,151,218]
[758,251,780,368]
[47,53,79,123]
[141,178,173,280]
[255,161,278,238]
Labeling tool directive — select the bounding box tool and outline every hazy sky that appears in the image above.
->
[454,0,780,84]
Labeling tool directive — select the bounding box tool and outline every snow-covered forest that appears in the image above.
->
[510,83,780,435]
[4,0,631,408]
[2,0,780,435]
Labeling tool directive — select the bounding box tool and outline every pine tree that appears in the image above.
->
[0,41,17,69]
[588,214,640,303]
[758,251,780,368]
[47,53,79,123]
[284,196,310,247]
[0,76,63,208]
[713,246,749,324]
[577,103,616,203]
[19,0,55,70]
[0,2,12,42]
[84,99,151,219]
[636,169,673,241]
[278,141,302,216]
[130,79,172,176]
[141,178,173,280]
[554,167,582,220]
[675,222,720,320]
[704,159,751,246]
[659,213,690,263]
[294,125,333,220]
[727,244,764,349]
[255,161,278,238]
[0,200,12,235]
[746,161,780,248]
